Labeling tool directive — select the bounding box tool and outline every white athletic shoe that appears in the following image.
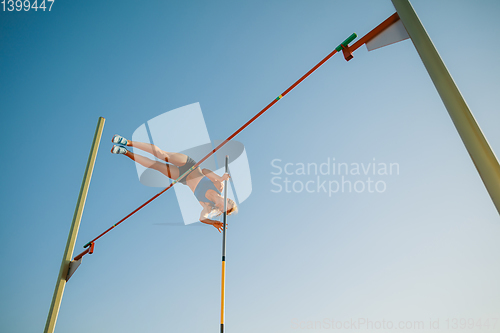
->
[111,145,128,154]
[112,134,129,146]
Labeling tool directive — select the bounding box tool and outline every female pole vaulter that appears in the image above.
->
[110,135,238,232]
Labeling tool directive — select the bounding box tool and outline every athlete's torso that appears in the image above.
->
[193,176,221,203]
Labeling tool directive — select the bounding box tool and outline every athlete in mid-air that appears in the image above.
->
[110,135,237,232]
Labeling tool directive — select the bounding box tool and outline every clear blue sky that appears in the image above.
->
[1,1,499,332]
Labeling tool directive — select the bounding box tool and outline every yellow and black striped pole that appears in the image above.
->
[220,155,229,333]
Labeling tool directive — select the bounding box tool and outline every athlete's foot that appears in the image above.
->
[112,134,129,146]
[111,145,128,154]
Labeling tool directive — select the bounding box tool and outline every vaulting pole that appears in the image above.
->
[392,0,500,215]
[44,117,105,333]
[220,155,229,333]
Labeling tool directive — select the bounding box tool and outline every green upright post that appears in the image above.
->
[44,117,105,333]
[392,0,500,215]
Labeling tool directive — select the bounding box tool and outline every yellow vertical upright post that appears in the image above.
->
[44,117,105,333]
[392,0,500,214]
[220,155,229,333]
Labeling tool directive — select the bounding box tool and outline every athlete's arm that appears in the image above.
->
[200,208,223,232]
[201,218,223,232]
[202,168,222,182]
[202,169,230,192]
